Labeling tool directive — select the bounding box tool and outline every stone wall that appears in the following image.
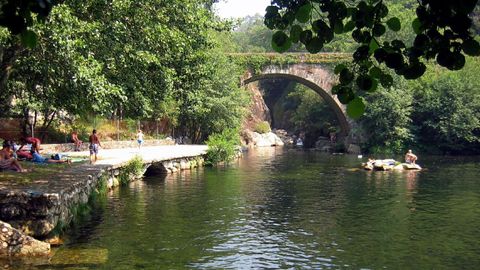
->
[0,155,205,258]
[41,139,175,153]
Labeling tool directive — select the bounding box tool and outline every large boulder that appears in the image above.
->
[246,131,284,147]
[273,129,295,145]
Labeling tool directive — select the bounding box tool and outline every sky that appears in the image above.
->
[214,0,270,19]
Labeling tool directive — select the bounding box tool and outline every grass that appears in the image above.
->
[0,159,88,185]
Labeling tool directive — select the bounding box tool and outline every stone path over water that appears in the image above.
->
[0,145,208,194]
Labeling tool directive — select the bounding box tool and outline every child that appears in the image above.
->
[136,129,144,149]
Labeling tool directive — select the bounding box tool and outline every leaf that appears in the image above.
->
[356,75,374,91]
[20,30,38,49]
[306,37,323,53]
[296,3,312,23]
[412,18,422,34]
[271,31,292,53]
[369,67,382,78]
[339,68,354,84]
[369,39,379,54]
[290,25,302,43]
[462,39,480,56]
[386,17,401,32]
[347,97,365,119]
[372,23,386,37]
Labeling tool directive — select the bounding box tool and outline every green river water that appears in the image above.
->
[11,148,480,269]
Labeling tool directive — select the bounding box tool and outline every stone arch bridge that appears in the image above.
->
[232,53,351,137]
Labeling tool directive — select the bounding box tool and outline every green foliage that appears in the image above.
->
[118,156,145,186]
[1,0,248,142]
[286,84,340,138]
[205,128,240,165]
[95,175,108,196]
[359,56,480,154]
[254,121,271,134]
[411,58,480,153]
[265,0,479,117]
[360,76,413,154]
[0,0,55,46]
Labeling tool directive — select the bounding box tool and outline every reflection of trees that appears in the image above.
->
[59,153,480,268]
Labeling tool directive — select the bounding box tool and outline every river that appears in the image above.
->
[14,148,480,269]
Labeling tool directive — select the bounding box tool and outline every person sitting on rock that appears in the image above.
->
[71,131,82,152]
[0,141,27,172]
[405,149,418,164]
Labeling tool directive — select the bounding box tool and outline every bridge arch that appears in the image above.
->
[242,64,350,137]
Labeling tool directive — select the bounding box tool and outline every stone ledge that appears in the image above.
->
[41,139,175,153]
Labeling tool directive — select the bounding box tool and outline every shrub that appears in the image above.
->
[118,156,145,185]
[205,128,240,165]
[254,121,271,134]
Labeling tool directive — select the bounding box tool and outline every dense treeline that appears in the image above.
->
[361,57,480,154]
[228,0,479,154]
[0,0,248,142]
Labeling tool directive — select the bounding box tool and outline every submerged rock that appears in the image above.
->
[0,221,50,257]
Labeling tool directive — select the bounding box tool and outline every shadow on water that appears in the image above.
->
[5,148,480,269]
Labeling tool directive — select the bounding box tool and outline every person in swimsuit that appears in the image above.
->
[89,129,102,164]
[0,141,26,172]
[71,131,83,151]
[19,136,41,154]
[405,149,418,164]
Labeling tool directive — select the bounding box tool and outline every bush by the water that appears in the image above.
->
[118,156,145,185]
[205,129,240,165]
[254,121,271,134]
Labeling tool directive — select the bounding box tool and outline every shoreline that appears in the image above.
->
[0,143,208,257]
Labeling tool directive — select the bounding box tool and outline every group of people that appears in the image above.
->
[0,137,71,173]
[0,128,110,172]
[70,129,103,164]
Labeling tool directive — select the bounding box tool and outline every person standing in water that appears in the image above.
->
[89,129,101,164]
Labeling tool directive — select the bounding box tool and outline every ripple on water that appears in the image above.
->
[25,151,480,269]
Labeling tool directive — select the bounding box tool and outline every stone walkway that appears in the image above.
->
[0,145,208,194]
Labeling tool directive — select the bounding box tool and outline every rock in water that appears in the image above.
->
[0,221,50,257]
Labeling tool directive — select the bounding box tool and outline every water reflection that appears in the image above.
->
[7,150,480,269]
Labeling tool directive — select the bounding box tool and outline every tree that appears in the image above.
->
[2,0,248,142]
[265,0,480,118]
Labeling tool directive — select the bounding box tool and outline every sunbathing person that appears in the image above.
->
[31,151,71,164]
[0,141,27,172]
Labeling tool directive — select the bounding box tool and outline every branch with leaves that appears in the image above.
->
[265,0,480,118]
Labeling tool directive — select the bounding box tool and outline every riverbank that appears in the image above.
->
[0,144,208,257]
